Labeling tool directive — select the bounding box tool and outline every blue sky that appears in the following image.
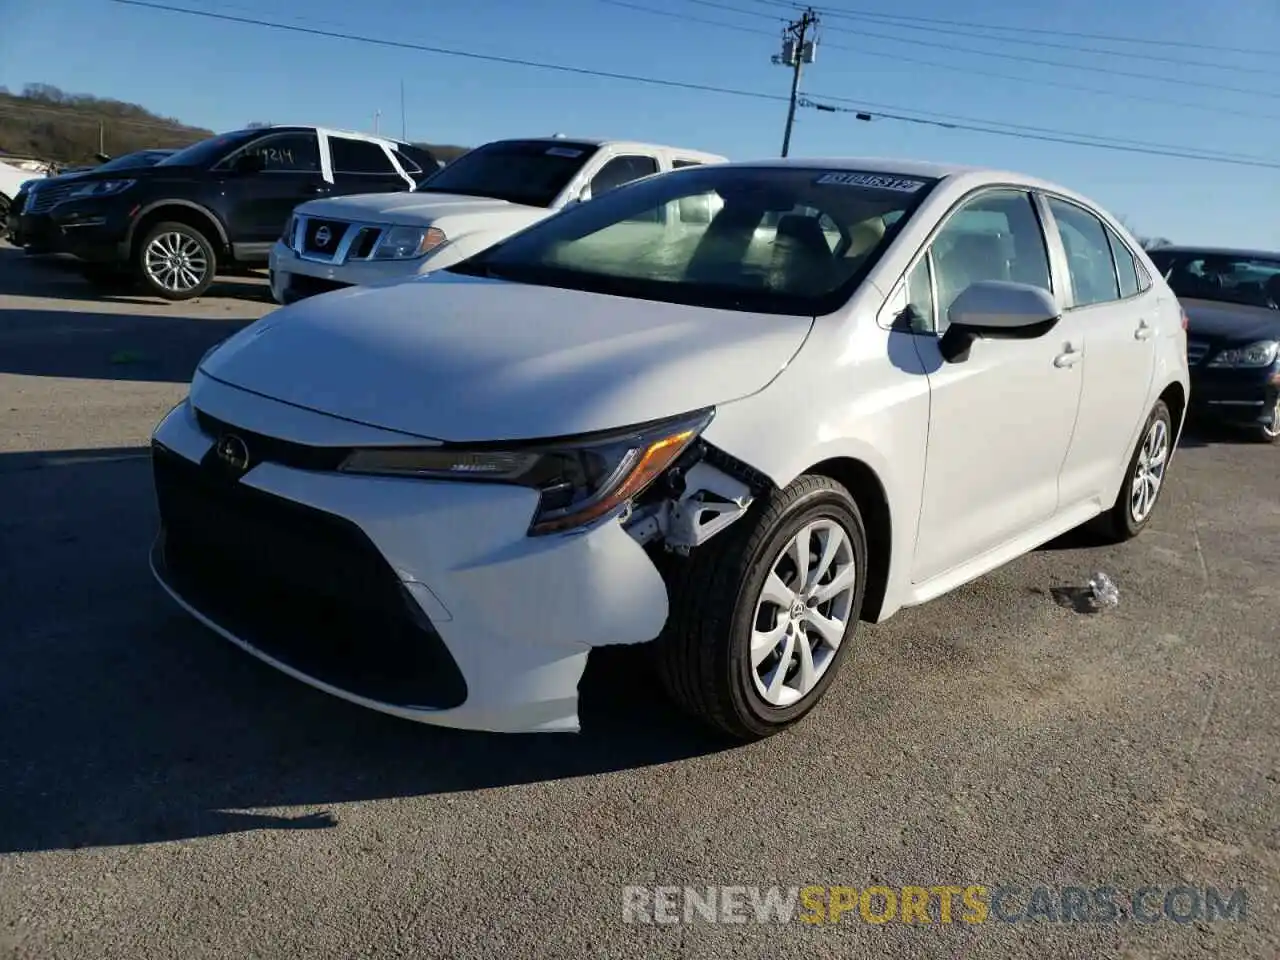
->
[3,0,1278,248]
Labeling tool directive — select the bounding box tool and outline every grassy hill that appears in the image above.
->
[0,83,469,167]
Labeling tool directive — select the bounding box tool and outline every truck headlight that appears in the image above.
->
[372,225,446,260]
[1208,340,1279,368]
[338,408,715,535]
[66,179,136,200]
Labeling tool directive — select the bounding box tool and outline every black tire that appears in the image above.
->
[656,474,869,741]
[1252,391,1280,445]
[135,221,216,301]
[0,193,10,239]
[1099,399,1174,542]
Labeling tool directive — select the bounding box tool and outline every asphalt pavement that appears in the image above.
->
[1,242,1276,959]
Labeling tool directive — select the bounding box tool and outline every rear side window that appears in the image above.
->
[1104,224,1141,298]
[331,138,396,175]
[673,159,703,169]
[1046,197,1121,307]
[590,155,661,196]
[391,149,422,175]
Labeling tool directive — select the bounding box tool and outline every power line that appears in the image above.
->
[104,0,1280,172]
[644,0,1280,120]
[686,0,1280,99]
[109,0,787,105]
[798,96,1280,169]
[732,0,1276,57]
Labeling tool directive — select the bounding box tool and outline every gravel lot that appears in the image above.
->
[1,240,1277,959]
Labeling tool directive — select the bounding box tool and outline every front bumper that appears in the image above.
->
[49,199,133,263]
[11,211,59,251]
[268,240,428,304]
[1188,366,1280,427]
[148,385,671,733]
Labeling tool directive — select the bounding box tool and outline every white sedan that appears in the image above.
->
[149,158,1190,740]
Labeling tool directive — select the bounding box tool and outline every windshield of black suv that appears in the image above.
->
[449,165,938,316]
[1150,250,1280,310]
[96,149,173,172]
[415,139,600,207]
[156,131,258,168]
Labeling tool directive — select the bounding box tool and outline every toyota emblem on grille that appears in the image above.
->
[216,434,250,472]
[314,225,332,248]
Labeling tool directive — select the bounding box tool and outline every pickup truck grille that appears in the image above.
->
[292,214,386,265]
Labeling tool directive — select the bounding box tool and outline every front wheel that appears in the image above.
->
[1100,399,1174,541]
[1253,392,1280,444]
[656,474,868,741]
[136,221,216,300]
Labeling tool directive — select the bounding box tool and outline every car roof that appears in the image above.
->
[248,124,408,147]
[1146,245,1280,261]
[501,136,728,161]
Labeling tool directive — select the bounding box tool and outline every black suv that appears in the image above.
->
[39,126,438,300]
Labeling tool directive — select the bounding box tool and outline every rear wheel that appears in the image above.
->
[656,474,868,741]
[137,221,216,300]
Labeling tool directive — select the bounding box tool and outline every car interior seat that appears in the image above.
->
[770,214,834,291]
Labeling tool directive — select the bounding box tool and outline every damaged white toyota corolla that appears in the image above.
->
[149,158,1190,740]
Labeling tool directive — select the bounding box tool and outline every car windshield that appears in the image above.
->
[1153,251,1280,310]
[415,139,600,207]
[96,150,172,172]
[156,131,256,168]
[449,165,938,315]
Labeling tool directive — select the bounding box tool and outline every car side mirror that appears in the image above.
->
[938,280,1060,363]
[576,184,592,203]
[231,153,266,176]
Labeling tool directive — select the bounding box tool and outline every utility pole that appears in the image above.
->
[98,121,105,155]
[400,80,407,141]
[772,7,818,158]
[373,110,381,136]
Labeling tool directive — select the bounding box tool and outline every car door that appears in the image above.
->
[902,188,1086,584]
[218,130,329,254]
[1040,195,1158,508]
[325,134,414,196]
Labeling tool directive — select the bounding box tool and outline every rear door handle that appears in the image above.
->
[1054,344,1081,368]
[1135,319,1154,341]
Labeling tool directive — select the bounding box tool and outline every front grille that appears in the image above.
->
[302,218,351,257]
[26,181,79,215]
[151,444,468,709]
[1187,338,1211,365]
[194,409,349,472]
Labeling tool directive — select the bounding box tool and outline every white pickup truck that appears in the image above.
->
[267,136,727,304]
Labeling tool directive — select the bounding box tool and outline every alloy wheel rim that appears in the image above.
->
[1130,418,1169,523]
[750,518,857,708]
[144,232,208,293]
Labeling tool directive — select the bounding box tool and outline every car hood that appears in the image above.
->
[199,273,814,442]
[298,191,548,228]
[1182,298,1280,343]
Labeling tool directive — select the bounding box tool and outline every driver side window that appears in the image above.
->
[223,133,320,173]
[927,190,1053,333]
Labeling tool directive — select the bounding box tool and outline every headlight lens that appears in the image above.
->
[338,408,714,535]
[372,225,446,260]
[66,178,136,200]
[1208,340,1279,368]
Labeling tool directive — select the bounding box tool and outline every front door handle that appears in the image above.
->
[1054,344,1081,368]
[1135,319,1154,341]
[302,183,328,195]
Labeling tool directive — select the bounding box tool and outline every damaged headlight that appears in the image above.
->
[339,408,714,535]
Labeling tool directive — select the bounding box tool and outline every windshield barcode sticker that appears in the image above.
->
[546,147,584,158]
[815,172,927,192]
